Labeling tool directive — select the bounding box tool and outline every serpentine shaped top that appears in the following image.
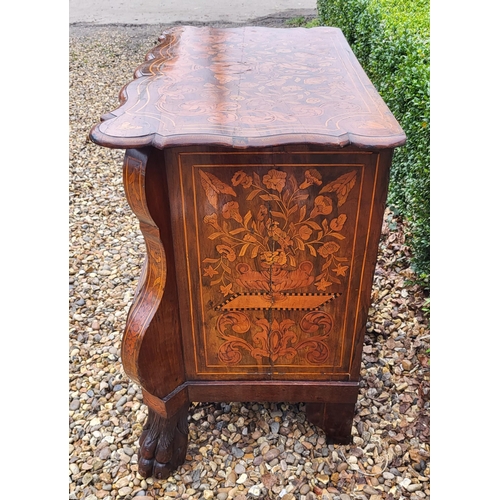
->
[90,26,406,149]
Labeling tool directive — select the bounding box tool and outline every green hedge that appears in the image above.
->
[318,0,430,289]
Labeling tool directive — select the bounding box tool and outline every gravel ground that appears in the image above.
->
[69,22,430,500]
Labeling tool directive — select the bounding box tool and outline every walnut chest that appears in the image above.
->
[90,26,406,479]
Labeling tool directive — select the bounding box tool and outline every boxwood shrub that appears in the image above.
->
[318,0,430,289]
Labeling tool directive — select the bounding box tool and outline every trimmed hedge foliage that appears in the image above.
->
[318,0,430,289]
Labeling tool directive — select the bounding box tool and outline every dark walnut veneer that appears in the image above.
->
[90,26,405,479]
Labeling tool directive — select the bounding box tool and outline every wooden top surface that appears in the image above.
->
[90,26,406,150]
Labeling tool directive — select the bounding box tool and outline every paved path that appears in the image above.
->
[70,0,317,25]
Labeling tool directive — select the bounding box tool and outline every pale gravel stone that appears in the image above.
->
[234,464,246,475]
[407,483,423,492]
[118,486,133,496]
[115,476,130,488]
[236,473,247,484]
[263,448,281,462]
[69,463,80,476]
[248,485,261,497]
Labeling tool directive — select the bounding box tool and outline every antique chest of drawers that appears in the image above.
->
[90,26,405,479]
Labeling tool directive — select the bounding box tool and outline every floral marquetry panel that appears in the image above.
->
[166,148,385,381]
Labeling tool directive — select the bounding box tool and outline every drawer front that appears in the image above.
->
[167,148,385,381]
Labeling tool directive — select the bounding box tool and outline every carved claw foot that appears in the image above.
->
[137,406,189,479]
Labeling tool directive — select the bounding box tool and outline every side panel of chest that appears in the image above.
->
[166,147,388,381]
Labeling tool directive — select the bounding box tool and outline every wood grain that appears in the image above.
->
[89,27,406,476]
[90,26,405,150]
[121,148,185,398]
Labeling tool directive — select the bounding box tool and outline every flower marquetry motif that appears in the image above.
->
[198,166,358,367]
